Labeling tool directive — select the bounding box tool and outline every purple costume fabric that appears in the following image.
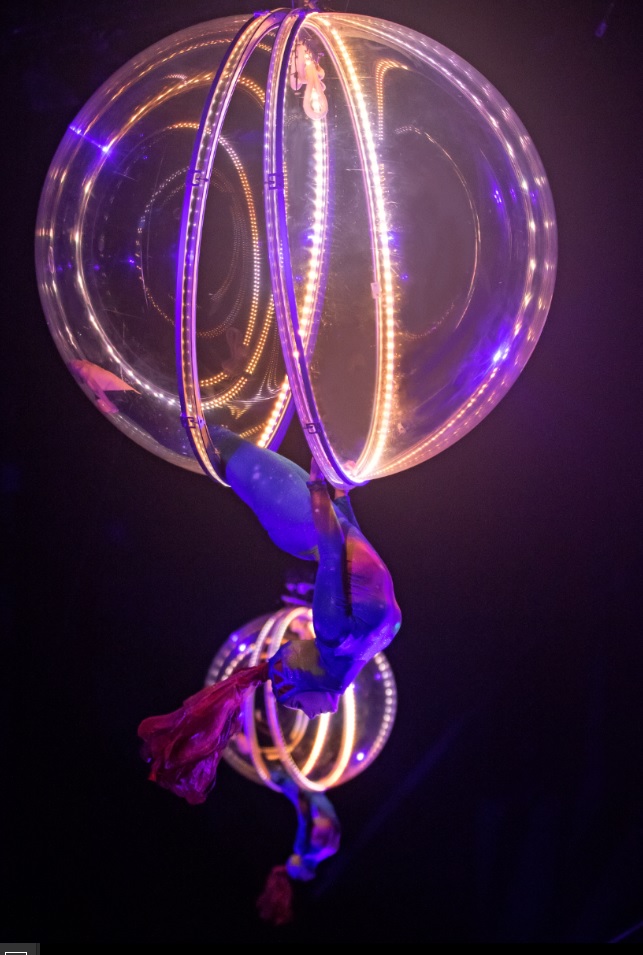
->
[210,428,402,714]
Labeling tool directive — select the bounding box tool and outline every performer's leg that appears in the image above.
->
[210,427,318,559]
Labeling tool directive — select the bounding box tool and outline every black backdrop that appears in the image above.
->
[3,0,643,944]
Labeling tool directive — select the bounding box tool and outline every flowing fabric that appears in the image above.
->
[256,864,295,926]
[138,662,269,805]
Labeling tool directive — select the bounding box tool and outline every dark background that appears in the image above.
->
[3,0,643,944]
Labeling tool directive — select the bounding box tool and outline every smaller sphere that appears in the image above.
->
[205,603,397,792]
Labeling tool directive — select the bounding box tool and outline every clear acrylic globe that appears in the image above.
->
[35,8,557,485]
[205,603,397,792]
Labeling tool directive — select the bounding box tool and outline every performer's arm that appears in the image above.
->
[333,488,361,532]
[307,460,353,653]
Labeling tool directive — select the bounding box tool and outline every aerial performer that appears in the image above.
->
[137,425,402,805]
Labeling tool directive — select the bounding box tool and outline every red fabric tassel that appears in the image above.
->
[138,662,269,805]
[256,864,295,926]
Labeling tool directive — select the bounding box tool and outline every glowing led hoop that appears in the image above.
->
[244,605,310,790]
[263,10,349,486]
[176,9,289,486]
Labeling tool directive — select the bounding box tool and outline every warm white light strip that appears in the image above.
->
[359,653,397,768]
[265,680,356,792]
[320,25,397,478]
[258,372,291,447]
[199,136,260,402]
[298,110,329,353]
[239,603,357,792]
[315,684,356,788]
[261,608,333,791]
[374,59,409,141]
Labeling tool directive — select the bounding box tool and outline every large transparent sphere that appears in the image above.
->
[206,604,397,792]
[35,9,557,485]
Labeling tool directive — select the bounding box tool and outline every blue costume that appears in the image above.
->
[210,427,402,718]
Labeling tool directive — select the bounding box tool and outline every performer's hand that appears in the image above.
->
[334,460,355,499]
[309,456,325,483]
